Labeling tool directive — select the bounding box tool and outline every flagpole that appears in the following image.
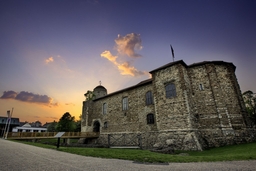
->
[5,108,14,139]
[170,45,175,62]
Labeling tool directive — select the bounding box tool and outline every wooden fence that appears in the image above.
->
[6,132,99,139]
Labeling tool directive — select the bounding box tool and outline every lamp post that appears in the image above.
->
[5,108,14,139]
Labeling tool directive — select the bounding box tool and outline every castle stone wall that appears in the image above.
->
[81,60,255,150]
[82,82,157,133]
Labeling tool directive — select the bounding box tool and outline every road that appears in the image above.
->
[0,139,255,171]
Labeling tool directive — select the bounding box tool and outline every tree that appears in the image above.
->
[56,112,76,132]
[84,90,95,101]
[243,90,256,124]
[47,120,58,132]
[74,114,81,132]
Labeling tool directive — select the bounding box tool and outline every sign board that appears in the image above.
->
[54,132,65,138]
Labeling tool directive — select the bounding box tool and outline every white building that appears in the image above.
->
[12,123,47,133]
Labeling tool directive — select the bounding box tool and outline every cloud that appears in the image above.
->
[0,90,17,99]
[101,51,149,76]
[45,57,54,64]
[45,55,75,73]
[0,91,58,107]
[115,33,142,58]
[101,33,149,77]
[47,116,59,120]
[65,103,75,106]
[118,62,149,76]
[101,51,118,64]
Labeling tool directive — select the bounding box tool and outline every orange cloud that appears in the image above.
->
[117,62,149,76]
[115,33,142,58]
[101,33,150,77]
[101,51,149,77]
[101,51,118,64]
[45,57,54,64]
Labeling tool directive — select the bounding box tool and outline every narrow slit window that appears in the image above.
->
[103,103,107,114]
[199,84,204,91]
[122,97,128,110]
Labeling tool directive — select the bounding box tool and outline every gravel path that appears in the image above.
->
[0,139,255,171]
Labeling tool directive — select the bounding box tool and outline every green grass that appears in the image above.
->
[38,138,79,144]
[12,140,256,163]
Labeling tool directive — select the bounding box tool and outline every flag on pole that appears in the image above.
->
[170,45,174,61]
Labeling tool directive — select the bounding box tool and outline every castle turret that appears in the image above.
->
[93,85,107,99]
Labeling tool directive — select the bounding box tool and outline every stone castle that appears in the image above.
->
[81,60,255,150]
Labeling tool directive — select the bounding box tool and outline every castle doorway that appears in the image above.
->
[93,121,100,132]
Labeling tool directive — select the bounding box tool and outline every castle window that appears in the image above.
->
[122,97,128,110]
[146,91,153,105]
[103,103,107,114]
[199,84,204,91]
[147,113,155,124]
[165,83,176,98]
[104,122,108,128]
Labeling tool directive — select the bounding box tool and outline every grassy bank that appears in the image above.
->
[13,140,256,163]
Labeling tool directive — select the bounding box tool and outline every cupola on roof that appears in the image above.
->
[93,85,107,92]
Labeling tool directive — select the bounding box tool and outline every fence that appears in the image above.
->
[6,132,99,139]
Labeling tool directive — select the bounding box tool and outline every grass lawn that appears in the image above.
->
[13,140,256,163]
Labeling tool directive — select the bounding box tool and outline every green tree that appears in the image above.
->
[243,90,256,124]
[74,114,81,132]
[84,90,95,101]
[47,120,57,132]
[56,112,76,132]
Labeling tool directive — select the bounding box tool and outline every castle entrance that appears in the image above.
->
[93,121,100,132]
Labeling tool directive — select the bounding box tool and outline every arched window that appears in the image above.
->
[103,103,107,114]
[104,122,108,128]
[147,113,155,124]
[122,97,128,110]
[146,91,153,105]
[165,83,176,98]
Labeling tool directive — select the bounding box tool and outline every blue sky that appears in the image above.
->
[0,0,255,124]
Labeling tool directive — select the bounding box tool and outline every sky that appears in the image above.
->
[0,0,255,124]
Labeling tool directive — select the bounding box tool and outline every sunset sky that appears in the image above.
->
[0,0,255,124]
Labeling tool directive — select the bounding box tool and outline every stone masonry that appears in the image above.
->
[81,60,255,150]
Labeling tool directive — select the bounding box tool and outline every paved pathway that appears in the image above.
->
[0,139,255,171]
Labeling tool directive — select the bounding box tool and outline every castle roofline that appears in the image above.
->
[150,60,236,73]
[93,78,152,101]
[149,60,187,73]
[188,61,236,70]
